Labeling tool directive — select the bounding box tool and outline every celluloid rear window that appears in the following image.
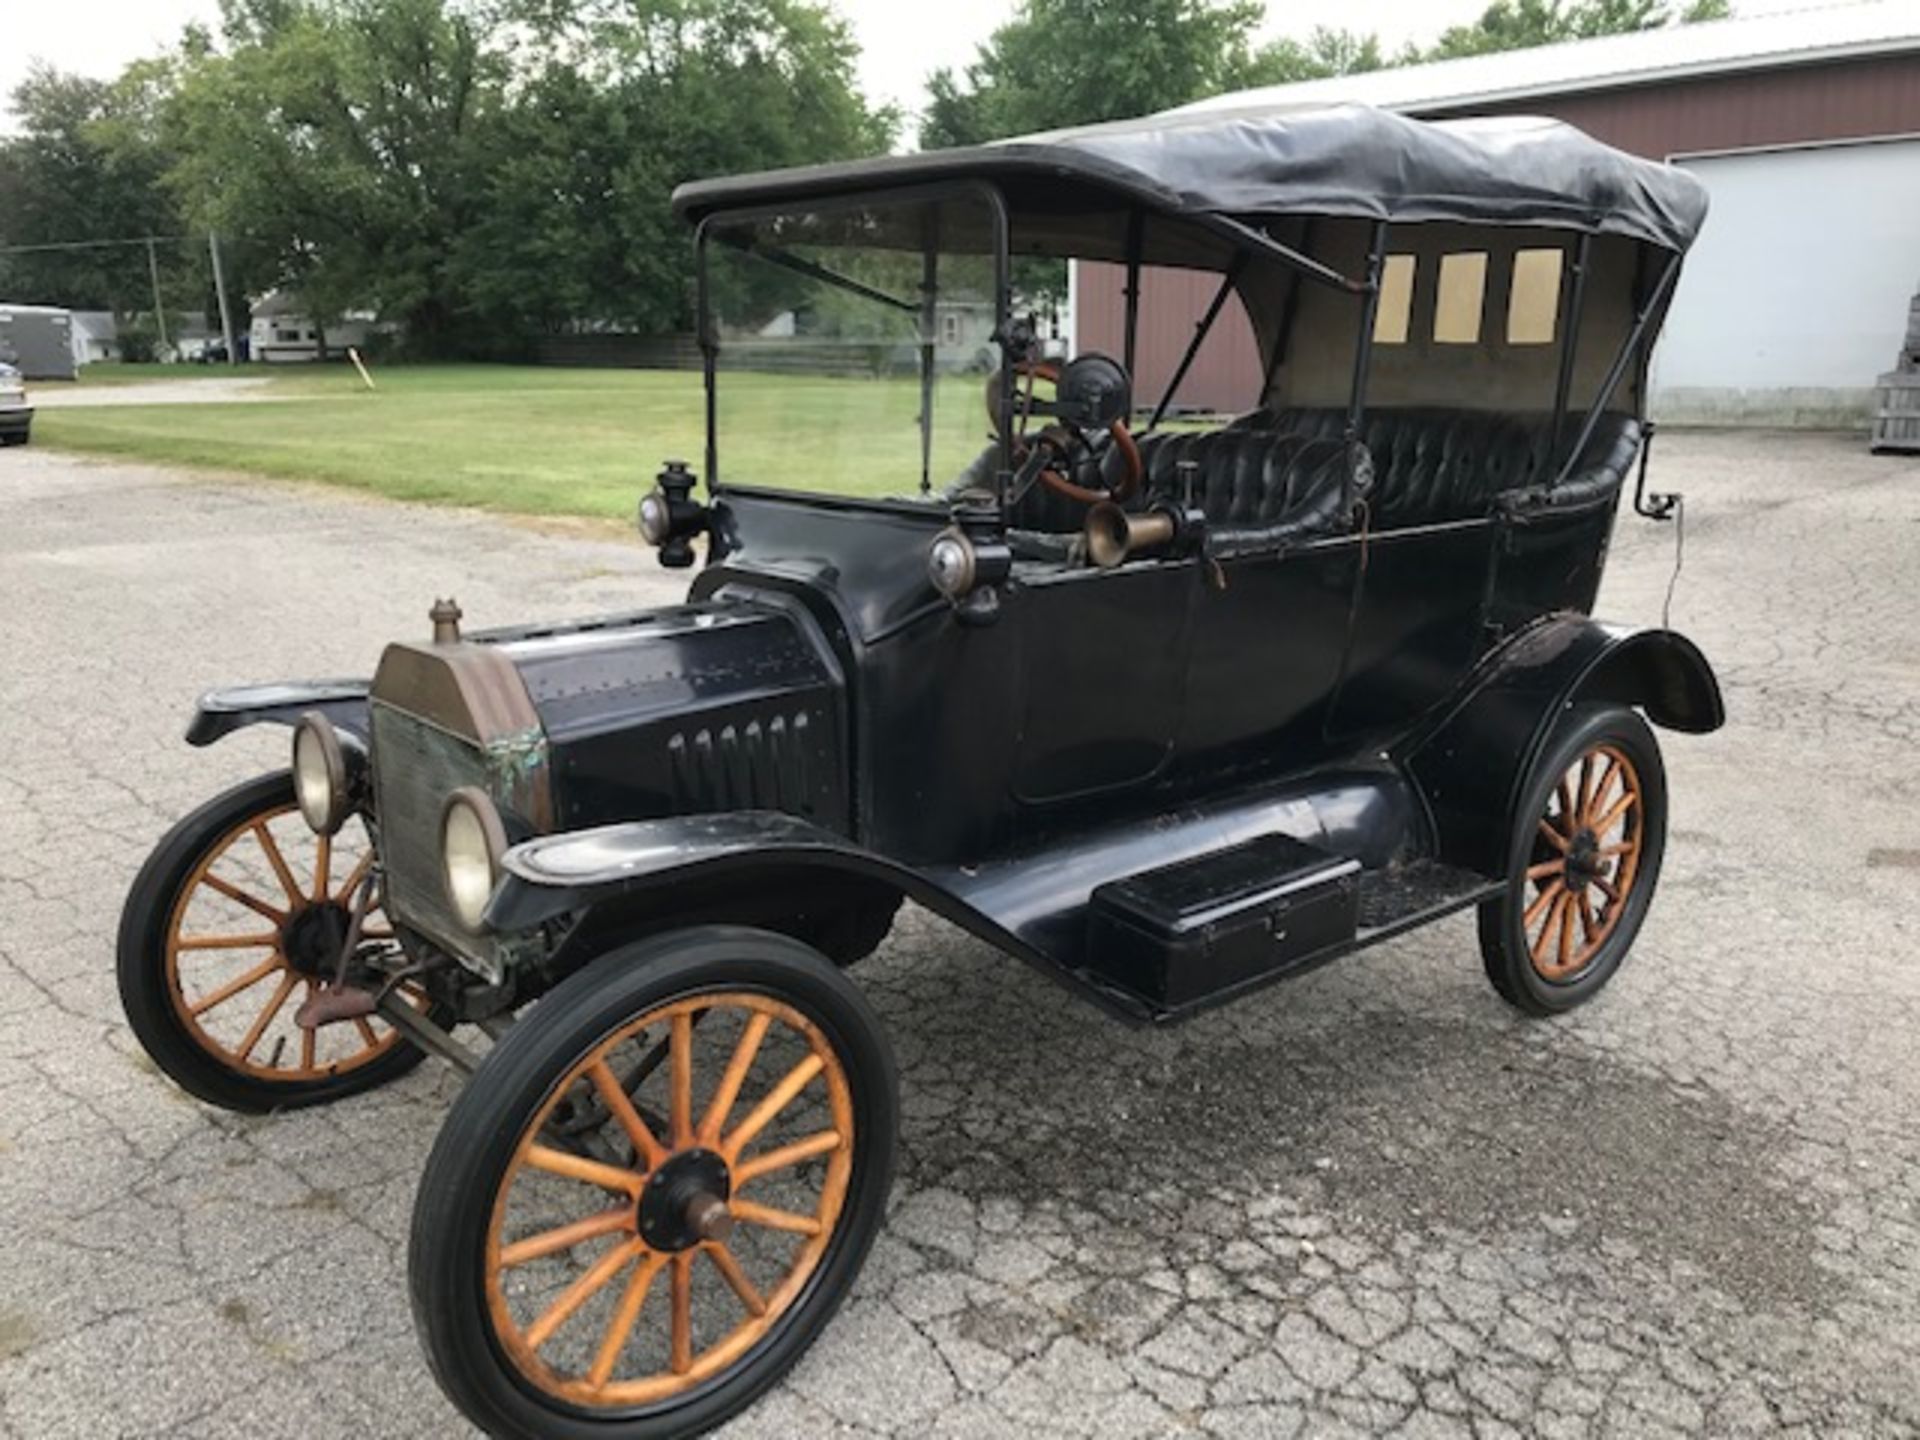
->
[1433,252,1488,344]
[1373,255,1416,345]
[1507,248,1564,345]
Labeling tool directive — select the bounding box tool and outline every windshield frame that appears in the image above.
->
[693,179,1012,515]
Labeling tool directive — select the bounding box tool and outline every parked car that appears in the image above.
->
[118,103,1719,1438]
[195,335,250,365]
[0,360,31,445]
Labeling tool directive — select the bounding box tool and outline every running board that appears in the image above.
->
[1077,853,1499,1025]
[1355,858,1501,944]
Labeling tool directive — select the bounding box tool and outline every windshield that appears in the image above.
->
[702,191,1004,504]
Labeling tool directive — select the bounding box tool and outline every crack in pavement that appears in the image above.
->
[1,439,1917,1438]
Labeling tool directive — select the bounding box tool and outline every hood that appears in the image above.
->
[501,598,851,834]
[367,594,852,969]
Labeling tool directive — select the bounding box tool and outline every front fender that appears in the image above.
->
[185,680,370,748]
[1403,616,1723,875]
[488,811,977,937]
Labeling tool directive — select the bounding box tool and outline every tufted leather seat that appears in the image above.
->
[1137,407,1641,531]
[995,427,1348,539]
[1208,407,1640,528]
[1127,428,1353,556]
[994,407,1642,552]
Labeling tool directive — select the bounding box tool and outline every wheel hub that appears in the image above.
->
[281,901,351,978]
[1564,829,1601,888]
[637,1148,733,1252]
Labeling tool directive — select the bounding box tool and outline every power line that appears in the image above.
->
[0,235,196,255]
[1,229,244,367]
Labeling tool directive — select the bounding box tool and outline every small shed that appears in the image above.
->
[69,312,120,365]
[65,312,225,366]
[0,304,78,380]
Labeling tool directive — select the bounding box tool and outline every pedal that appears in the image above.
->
[294,983,378,1029]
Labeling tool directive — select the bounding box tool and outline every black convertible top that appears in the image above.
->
[673,102,1708,253]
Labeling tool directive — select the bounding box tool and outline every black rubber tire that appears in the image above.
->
[1477,703,1668,1016]
[409,926,898,1440]
[117,770,434,1112]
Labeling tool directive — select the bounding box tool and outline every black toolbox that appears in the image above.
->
[1086,833,1360,1009]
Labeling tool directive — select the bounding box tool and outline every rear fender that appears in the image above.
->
[1403,617,1722,875]
[185,681,371,748]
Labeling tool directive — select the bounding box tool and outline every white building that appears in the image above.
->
[250,291,375,363]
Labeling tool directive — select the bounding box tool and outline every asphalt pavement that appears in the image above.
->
[1,433,1917,1438]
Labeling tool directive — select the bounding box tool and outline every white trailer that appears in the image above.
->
[0,304,78,380]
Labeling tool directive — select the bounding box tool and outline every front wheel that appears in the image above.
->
[117,771,440,1111]
[1478,703,1668,1015]
[409,927,898,1440]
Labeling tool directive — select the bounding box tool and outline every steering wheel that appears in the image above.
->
[987,356,1143,507]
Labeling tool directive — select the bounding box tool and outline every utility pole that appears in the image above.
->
[145,237,170,355]
[208,232,238,366]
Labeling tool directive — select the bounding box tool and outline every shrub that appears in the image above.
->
[117,320,160,364]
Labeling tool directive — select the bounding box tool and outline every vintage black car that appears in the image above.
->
[118,103,1720,1438]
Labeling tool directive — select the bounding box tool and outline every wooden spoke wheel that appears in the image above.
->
[410,929,897,1440]
[1479,704,1667,1016]
[1522,742,1645,982]
[119,771,441,1111]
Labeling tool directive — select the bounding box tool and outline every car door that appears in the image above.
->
[1173,544,1356,776]
[1009,561,1195,808]
[1323,520,1500,741]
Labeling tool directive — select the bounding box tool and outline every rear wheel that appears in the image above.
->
[117,771,439,1111]
[410,927,897,1440]
[1478,703,1667,1015]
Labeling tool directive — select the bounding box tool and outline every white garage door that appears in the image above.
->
[1652,135,1920,425]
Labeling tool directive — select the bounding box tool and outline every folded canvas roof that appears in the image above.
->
[673,103,1709,253]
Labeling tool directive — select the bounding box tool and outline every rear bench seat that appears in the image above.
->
[1003,407,1644,553]
[1217,407,1642,528]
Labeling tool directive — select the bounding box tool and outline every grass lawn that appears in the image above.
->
[34,362,993,520]
[69,362,281,386]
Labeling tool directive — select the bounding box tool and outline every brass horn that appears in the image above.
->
[1084,501,1176,569]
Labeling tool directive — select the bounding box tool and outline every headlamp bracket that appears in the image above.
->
[640,459,710,568]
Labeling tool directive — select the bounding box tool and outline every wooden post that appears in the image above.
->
[146,237,170,355]
[208,232,238,366]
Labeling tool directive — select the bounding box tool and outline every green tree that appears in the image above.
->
[0,65,187,317]
[1425,0,1730,60]
[1244,26,1385,87]
[459,0,894,336]
[915,2,1384,306]
[918,0,1274,149]
[162,0,890,349]
[919,0,1730,152]
[167,0,502,354]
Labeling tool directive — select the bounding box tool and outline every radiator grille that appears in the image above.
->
[369,700,504,976]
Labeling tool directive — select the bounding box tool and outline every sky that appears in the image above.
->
[0,0,1836,138]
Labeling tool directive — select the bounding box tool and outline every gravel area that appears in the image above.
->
[28,378,293,408]
[1,434,1917,1438]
